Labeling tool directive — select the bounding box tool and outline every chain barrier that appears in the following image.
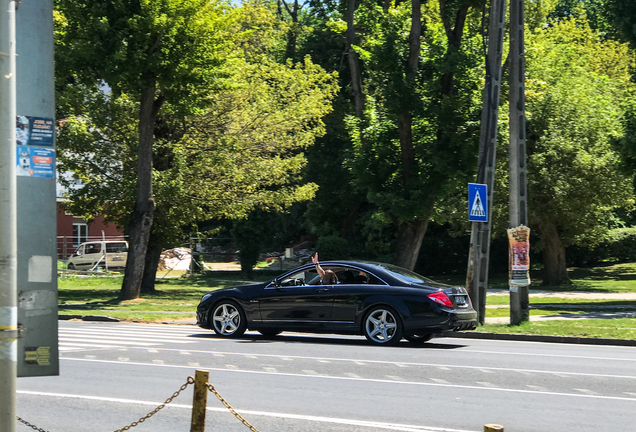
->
[17,375,261,432]
[112,376,195,432]
[17,416,50,432]
[206,381,261,432]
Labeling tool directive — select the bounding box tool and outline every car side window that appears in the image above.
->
[279,269,321,287]
[85,243,101,254]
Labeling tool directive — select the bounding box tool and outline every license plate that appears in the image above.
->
[455,295,467,306]
[111,257,123,261]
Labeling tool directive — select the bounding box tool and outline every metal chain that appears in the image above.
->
[112,376,195,432]
[18,376,261,432]
[17,416,49,432]
[206,382,261,432]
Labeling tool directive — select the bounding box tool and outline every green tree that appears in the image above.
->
[343,0,483,270]
[55,0,237,299]
[606,0,636,46]
[56,36,337,293]
[524,14,635,285]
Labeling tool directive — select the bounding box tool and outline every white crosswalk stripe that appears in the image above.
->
[58,322,204,351]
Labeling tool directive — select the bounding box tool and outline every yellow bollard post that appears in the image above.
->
[190,369,210,432]
[484,425,504,432]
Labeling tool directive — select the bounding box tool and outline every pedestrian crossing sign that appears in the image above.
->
[468,183,488,222]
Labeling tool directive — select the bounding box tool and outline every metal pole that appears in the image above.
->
[467,0,507,324]
[0,2,18,431]
[190,369,209,432]
[509,0,529,325]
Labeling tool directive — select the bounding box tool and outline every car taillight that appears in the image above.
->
[427,292,454,307]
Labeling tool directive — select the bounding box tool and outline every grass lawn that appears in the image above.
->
[479,320,636,339]
[58,262,636,339]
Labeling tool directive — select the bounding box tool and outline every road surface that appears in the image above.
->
[16,321,636,432]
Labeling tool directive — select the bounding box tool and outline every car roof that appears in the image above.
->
[282,260,423,287]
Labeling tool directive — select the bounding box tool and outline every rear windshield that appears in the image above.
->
[378,263,436,285]
[106,242,128,253]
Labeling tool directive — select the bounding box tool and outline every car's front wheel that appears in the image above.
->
[67,263,75,270]
[211,300,246,338]
[363,306,403,346]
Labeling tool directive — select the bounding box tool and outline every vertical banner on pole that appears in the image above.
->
[507,225,531,288]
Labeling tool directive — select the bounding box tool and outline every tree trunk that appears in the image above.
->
[540,222,571,286]
[346,0,365,118]
[394,217,431,271]
[140,234,164,294]
[120,82,162,300]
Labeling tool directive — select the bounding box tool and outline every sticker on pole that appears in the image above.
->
[468,183,488,222]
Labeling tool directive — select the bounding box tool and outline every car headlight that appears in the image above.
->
[201,293,213,302]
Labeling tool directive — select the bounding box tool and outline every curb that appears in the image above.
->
[445,331,636,347]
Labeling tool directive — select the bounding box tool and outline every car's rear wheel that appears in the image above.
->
[211,300,246,338]
[405,334,434,344]
[363,306,403,346]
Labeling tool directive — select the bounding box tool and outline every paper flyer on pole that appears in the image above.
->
[15,115,55,178]
[507,225,531,286]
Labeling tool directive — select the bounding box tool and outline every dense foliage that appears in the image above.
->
[56,0,636,288]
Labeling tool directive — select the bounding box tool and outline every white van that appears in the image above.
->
[67,240,128,271]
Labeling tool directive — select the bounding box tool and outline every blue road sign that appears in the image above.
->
[468,183,488,222]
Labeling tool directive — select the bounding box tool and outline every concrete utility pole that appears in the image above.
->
[0,2,18,431]
[467,0,507,324]
[508,0,529,325]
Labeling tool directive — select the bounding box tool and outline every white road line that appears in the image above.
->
[17,390,475,432]
[60,328,196,337]
[60,335,193,344]
[526,385,548,392]
[59,343,119,349]
[60,357,636,403]
[454,347,636,363]
[130,347,636,380]
[59,337,160,347]
[574,388,599,396]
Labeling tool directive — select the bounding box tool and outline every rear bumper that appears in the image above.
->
[404,309,477,335]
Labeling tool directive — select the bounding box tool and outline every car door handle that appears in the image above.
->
[316,288,330,293]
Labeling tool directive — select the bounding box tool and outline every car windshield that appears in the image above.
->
[106,242,128,253]
[378,263,436,285]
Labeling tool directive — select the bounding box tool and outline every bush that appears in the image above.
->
[567,227,636,266]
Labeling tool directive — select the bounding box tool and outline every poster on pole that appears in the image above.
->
[507,225,531,286]
[15,115,56,178]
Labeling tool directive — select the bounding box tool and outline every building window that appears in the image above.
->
[72,223,88,246]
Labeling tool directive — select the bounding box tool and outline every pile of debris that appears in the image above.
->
[158,247,192,271]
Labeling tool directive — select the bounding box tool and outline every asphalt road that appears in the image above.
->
[16,321,636,432]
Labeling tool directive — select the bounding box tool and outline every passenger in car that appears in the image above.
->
[311,253,339,284]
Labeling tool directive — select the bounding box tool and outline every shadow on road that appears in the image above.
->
[187,332,467,349]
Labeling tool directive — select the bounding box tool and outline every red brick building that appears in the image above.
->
[56,199,125,260]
